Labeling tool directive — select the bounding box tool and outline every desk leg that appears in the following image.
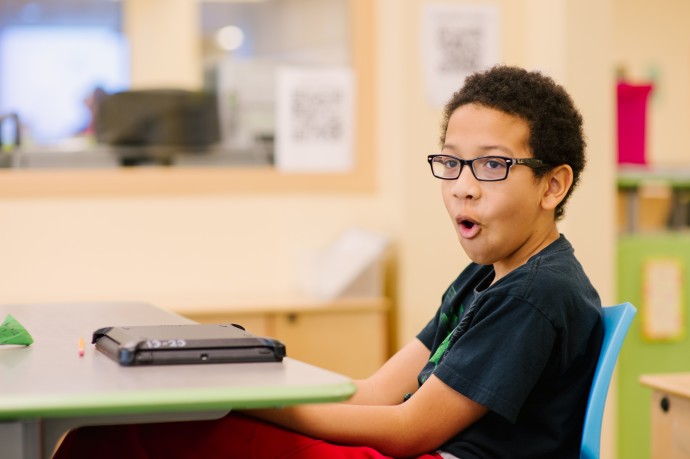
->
[0,420,41,459]
[42,410,230,459]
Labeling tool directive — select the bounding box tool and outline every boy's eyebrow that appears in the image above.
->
[477,145,517,154]
[442,144,516,155]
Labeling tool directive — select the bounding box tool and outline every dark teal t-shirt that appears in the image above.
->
[416,235,603,459]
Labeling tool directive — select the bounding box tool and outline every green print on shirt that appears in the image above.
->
[423,302,463,382]
[404,288,466,400]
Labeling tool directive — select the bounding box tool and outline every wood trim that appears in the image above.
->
[158,294,390,317]
[350,0,377,193]
[0,0,376,198]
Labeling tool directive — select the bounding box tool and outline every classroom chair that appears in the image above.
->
[580,302,637,459]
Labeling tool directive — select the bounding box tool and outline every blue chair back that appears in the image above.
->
[580,302,636,459]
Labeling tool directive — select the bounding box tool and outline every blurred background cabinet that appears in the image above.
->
[174,296,390,379]
[640,373,690,459]
[617,167,690,458]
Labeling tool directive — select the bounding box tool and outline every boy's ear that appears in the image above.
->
[541,165,573,211]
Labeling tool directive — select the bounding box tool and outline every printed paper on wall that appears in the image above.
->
[275,66,355,172]
[642,257,684,341]
[421,3,501,107]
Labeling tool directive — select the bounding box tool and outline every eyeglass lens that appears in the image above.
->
[430,156,509,181]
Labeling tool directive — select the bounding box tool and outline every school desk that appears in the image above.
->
[640,372,690,459]
[0,302,355,459]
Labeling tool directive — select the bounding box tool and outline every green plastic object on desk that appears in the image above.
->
[0,314,34,345]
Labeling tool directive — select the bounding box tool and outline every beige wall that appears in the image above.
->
[0,195,391,303]
[613,0,690,167]
[124,0,202,89]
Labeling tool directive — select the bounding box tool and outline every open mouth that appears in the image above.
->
[457,218,480,238]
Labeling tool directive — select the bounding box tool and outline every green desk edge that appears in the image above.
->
[0,381,357,420]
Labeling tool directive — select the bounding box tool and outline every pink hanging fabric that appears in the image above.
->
[617,82,653,165]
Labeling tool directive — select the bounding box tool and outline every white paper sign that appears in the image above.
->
[643,258,684,340]
[421,4,501,107]
[275,67,355,172]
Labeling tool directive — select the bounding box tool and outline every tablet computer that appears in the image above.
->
[92,323,286,366]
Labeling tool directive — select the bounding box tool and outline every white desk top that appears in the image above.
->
[0,302,355,420]
[640,372,690,399]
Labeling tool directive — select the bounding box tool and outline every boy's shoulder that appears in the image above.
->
[444,235,599,313]
[453,235,577,289]
[495,235,601,318]
[523,235,589,286]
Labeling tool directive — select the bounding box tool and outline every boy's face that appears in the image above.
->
[440,103,559,280]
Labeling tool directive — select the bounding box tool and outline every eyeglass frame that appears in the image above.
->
[426,154,548,182]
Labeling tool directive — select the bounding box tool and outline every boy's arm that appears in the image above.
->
[250,374,487,457]
[347,338,431,405]
[248,339,489,456]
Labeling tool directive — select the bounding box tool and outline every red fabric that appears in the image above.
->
[54,413,443,459]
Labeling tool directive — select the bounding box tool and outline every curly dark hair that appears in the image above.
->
[440,65,586,220]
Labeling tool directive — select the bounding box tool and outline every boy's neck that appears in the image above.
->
[492,225,561,284]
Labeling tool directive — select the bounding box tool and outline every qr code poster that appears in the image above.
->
[275,67,355,172]
[422,3,501,107]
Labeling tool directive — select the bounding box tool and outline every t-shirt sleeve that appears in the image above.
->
[417,310,440,350]
[431,294,557,423]
[416,281,461,350]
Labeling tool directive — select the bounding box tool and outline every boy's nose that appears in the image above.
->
[450,166,479,199]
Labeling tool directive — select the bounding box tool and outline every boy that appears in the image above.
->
[55,65,603,459]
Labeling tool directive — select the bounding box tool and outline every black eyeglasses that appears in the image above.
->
[427,154,546,182]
